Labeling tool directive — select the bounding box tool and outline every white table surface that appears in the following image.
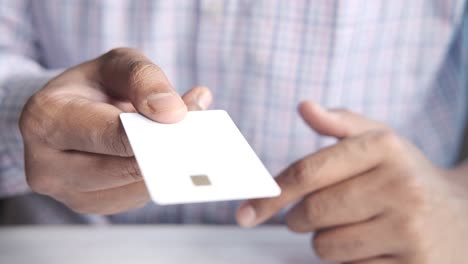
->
[0,225,325,264]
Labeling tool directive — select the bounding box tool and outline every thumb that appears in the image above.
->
[97,48,187,123]
[298,101,386,138]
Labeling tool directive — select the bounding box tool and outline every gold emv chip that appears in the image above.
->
[190,174,212,186]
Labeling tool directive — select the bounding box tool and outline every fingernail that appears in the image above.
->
[196,91,211,110]
[146,93,183,113]
[237,203,256,228]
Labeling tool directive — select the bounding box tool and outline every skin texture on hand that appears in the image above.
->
[19,47,212,215]
[237,101,468,264]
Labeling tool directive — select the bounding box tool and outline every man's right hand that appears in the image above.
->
[19,48,212,214]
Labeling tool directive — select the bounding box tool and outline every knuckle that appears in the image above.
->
[19,98,35,135]
[127,60,160,89]
[19,93,57,142]
[287,156,327,187]
[396,214,425,247]
[403,178,427,209]
[333,185,352,208]
[372,129,404,153]
[290,160,311,185]
[390,170,428,213]
[355,133,374,154]
[21,91,81,151]
[304,196,328,225]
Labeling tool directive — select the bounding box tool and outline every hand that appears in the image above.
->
[19,48,213,214]
[236,101,468,264]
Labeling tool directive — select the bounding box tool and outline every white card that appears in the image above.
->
[120,110,281,205]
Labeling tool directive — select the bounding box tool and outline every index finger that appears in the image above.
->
[236,131,390,227]
[44,96,133,156]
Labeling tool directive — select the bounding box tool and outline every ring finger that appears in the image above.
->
[312,216,400,263]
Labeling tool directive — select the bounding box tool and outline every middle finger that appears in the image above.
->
[286,168,390,232]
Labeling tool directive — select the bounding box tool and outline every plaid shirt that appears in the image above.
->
[0,0,466,224]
